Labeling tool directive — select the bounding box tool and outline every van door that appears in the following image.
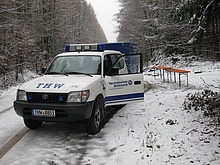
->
[104,53,144,106]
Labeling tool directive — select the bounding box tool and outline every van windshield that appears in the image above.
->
[46,55,101,75]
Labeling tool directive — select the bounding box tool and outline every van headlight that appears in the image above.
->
[67,90,90,102]
[17,90,27,101]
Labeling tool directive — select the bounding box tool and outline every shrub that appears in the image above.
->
[183,90,220,117]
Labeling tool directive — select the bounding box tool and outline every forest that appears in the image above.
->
[116,0,220,64]
[0,0,220,89]
[0,0,106,89]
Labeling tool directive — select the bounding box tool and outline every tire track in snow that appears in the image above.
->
[0,127,29,159]
[0,106,13,115]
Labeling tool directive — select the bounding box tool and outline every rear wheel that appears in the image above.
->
[24,118,43,129]
[85,97,104,135]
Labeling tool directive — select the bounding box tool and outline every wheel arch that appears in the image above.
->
[96,94,105,118]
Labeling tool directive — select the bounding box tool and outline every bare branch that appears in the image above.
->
[0,5,24,14]
[200,77,220,89]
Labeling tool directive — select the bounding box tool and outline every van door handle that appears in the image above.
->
[134,81,141,85]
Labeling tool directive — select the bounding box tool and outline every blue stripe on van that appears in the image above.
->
[105,92,144,104]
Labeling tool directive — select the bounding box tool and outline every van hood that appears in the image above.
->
[19,75,100,93]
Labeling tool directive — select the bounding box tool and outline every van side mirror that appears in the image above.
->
[107,67,119,76]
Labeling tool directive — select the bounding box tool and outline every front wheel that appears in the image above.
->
[85,98,104,135]
[24,118,43,129]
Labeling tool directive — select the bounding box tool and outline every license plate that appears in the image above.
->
[32,109,56,117]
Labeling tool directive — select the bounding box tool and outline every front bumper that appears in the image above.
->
[14,101,94,122]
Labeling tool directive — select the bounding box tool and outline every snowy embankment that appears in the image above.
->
[0,87,17,111]
[0,57,220,165]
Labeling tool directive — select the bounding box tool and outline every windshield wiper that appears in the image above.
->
[64,72,93,77]
[45,72,68,76]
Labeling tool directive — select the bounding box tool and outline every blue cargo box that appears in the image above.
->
[98,42,137,54]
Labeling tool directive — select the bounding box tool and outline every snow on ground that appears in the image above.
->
[0,109,24,148]
[0,59,220,165]
[0,87,17,111]
[0,69,38,111]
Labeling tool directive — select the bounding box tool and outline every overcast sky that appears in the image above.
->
[85,0,120,42]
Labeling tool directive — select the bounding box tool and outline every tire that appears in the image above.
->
[24,118,43,129]
[85,97,104,135]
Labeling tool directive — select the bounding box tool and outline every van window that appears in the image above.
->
[104,54,141,75]
[46,55,101,75]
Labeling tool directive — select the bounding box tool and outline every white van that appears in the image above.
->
[14,43,144,134]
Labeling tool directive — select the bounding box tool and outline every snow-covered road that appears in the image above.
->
[0,108,24,148]
[0,60,220,165]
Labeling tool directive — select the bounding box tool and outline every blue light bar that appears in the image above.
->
[65,44,70,52]
[65,44,98,52]
[65,42,137,54]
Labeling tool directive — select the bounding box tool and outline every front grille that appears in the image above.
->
[27,92,68,103]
